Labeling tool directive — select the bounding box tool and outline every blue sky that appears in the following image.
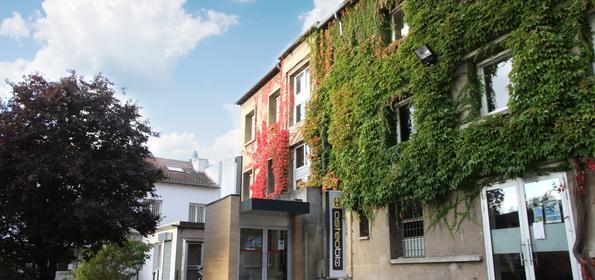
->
[0,0,342,163]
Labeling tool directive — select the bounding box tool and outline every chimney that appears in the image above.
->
[191,151,211,173]
[217,161,223,187]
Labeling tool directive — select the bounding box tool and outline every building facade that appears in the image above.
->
[139,155,221,280]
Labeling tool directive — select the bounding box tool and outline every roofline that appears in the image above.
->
[235,66,280,105]
[235,1,352,106]
[156,180,220,189]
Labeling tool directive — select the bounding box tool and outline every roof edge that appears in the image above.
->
[235,66,280,105]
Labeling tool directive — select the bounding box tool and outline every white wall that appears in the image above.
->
[205,158,237,197]
[153,182,221,225]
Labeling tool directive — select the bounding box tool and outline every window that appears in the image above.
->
[147,199,162,218]
[188,203,205,223]
[358,210,370,238]
[266,159,275,195]
[295,103,305,123]
[295,144,308,169]
[389,202,425,258]
[396,99,414,143]
[268,91,281,124]
[185,242,203,280]
[153,243,162,272]
[166,166,184,172]
[293,67,311,124]
[242,170,253,200]
[390,3,409,41]
[244,110,255,143]
[479,52,512,115]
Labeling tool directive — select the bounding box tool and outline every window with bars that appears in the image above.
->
[188,203,205,223]
[389,201,425,258]
[147,199,162,218]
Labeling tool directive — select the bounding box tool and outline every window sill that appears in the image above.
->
[357,236,369,241]
[390,255,482,265]
[460,107,510,130]
[244,139,256,147]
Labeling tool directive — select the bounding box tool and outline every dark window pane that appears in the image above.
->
[266,159,274,195]
[295,146,305,168]
[295,104,302,123]
[187,243,202,266]
[398,103,413,142]
[358,210,369,237]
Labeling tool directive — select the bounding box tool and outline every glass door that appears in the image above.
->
[239,228,263,280]
[266,229,288,280]
[239,228,289,280]
[481,174,581,280]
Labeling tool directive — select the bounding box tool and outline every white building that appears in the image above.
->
[139,154,221,280]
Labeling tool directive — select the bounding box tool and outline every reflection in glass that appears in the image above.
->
[524,179,573,280]
[239,228,263,280]
[186,243,202,280]
[493,253,526,280]
[483,57,512,113]
[487,187,519,229]
[267,230,288,280]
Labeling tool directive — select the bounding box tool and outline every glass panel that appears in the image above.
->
[391,8,409,40]
[295,146,305,168]
[186,243,202,280]
[239,228,263,280]
[483,57,512,113]
[487,187,525,279]
[267,230,288,280]
[398,103,413,142]
[524,178,573,280]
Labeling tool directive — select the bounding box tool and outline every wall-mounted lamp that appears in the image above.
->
[414,44,437,66]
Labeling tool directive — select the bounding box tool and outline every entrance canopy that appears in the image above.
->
[240,198,310,216]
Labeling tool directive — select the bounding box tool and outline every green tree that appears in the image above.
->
[74,239,151,280]
[0,73,163,280]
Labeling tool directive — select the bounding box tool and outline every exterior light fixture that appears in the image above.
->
[414,44,437,66]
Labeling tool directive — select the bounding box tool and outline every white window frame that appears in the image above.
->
[242,169,253,200]
[477,50,512,116]
[188,203,205,223]
[293,67,311,125]
[294,144,309,170]
[395,98,414,143]
[390,2,409,42]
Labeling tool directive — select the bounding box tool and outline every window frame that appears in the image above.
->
[268,90,281,125]
[244,110,255,144]
[358,210,370,239]
[183,240,203,280]
[292,66,311,125]
[188,203,206,223]
[294,144,309,170]
[389,201,425,259]
[477,50,512,116]
[242,169,253,200]
[395,98,414,143]
[390,2,409,42]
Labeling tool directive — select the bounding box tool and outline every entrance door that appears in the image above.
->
[239,228,288,280]
[481,173,581,280]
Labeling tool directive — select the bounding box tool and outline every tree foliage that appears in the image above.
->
[0,73,163,279]
[73,239,151,280]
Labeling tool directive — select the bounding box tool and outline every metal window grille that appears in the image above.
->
[147,199,162,218]
[398,202,425,257]
[188,203,205,223]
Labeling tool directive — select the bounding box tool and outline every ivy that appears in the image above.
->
[303,0,594,215]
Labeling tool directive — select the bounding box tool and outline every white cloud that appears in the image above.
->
[0,12,30,40]
[148,129,239,162]
[0,0,238,97]
[299,0,343,32]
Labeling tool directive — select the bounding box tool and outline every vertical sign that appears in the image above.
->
[328,190,347,278]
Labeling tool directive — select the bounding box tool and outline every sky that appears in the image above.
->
[0,0,343,170]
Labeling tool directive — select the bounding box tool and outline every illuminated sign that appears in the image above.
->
[328,190,346,278]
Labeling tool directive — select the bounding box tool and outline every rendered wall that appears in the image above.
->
[153,182,221,224]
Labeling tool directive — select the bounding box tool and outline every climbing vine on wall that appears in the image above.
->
[247,63,294,198]
[304,0,593,214]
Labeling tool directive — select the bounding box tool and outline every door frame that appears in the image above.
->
[480,172,582,280]
[238,226,291,280]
